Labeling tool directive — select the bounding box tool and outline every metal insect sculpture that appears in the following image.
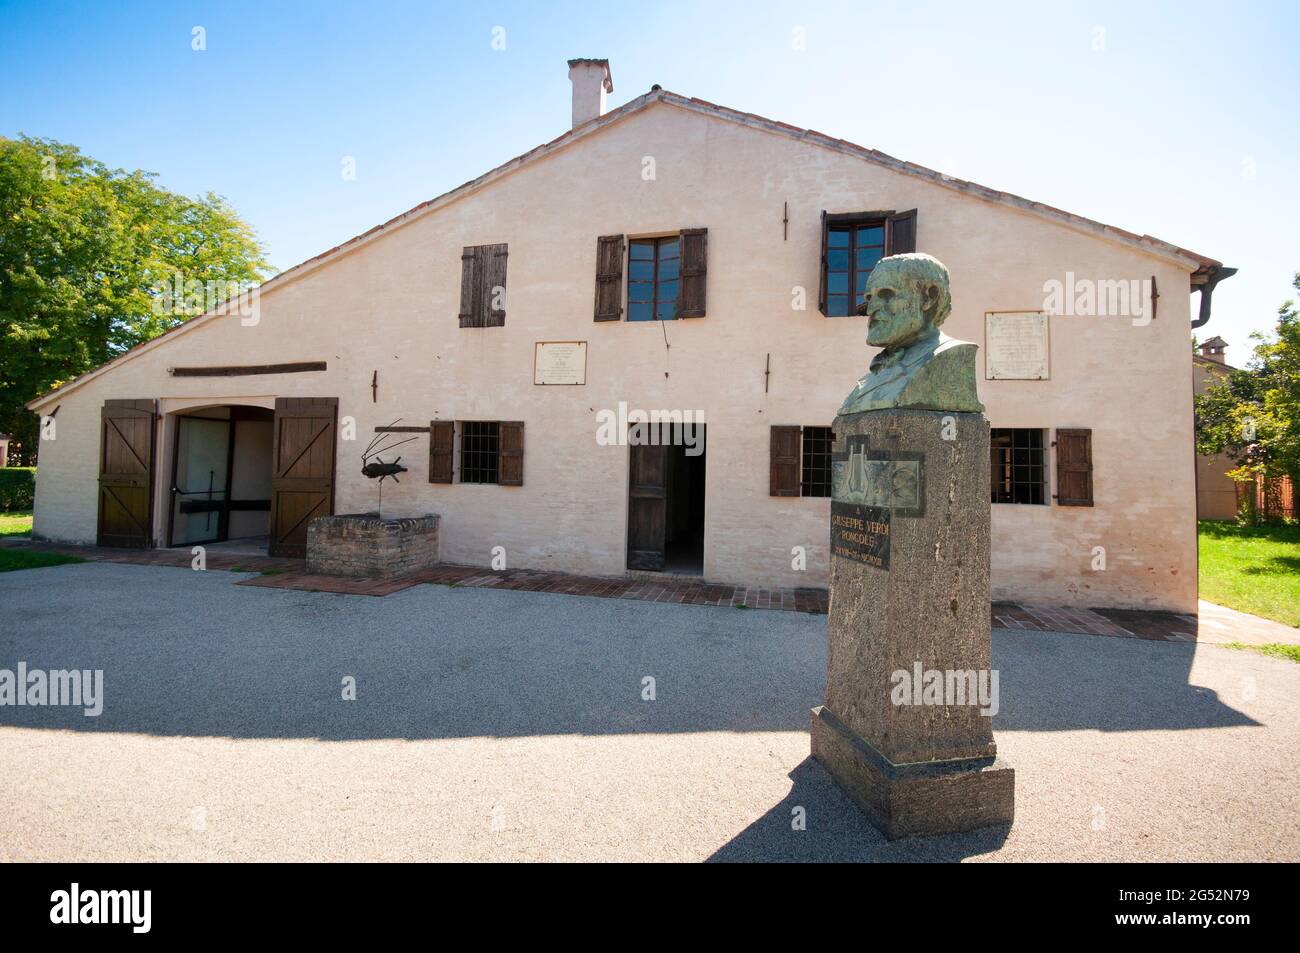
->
[361,421,417,513]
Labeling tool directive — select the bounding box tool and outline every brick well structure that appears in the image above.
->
[306,513,440,579]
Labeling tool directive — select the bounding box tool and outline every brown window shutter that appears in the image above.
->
[483,243,508,327]
[885,208,917,256]
[594,234,625,321]
[429,420,455,483]
[676,227,708,318]
[498,421,524,485]
[458,247,481,327]
[1055,428,1093,506]
[770,425,801,497]
[818,210,829,315]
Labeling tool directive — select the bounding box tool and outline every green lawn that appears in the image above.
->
[0,510,84,571]
[1199,521,1300,628]
[0,510,33,537]
[1220,642,1300,663]
[0,549,84,572]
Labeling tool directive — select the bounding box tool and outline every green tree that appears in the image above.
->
[0,135,271,464]
[1195,272,1300,514]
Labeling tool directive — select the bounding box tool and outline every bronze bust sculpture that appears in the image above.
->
[838,253,984,415]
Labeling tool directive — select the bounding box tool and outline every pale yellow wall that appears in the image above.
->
[31,101,1200,610]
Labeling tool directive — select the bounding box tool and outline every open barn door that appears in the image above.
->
[97,399,157,548]
[268,398,337,558]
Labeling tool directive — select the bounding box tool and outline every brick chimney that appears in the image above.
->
[1199,335,1228,364]
[568,58,612,128]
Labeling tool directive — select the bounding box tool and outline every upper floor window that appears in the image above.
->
[825,222,885,317]
[593,229,707,322]
[818,208,917,316]
[628,237,681,321]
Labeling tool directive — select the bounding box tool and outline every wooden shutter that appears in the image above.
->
[458,246,481,327]
[97,398,156,548]
[770,425,802,497]
[498,421,524,485]
[886,208,917,256]
[818,210,829,315]
[1055,428,1093,506]
[594,234,625,321]
[429,420,455,484]
[677,227,708,318]
[459,244,507,327]
[268,398,337,558]
[484,243,508,327]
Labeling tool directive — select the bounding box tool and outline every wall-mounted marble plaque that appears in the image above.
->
[985,311,1049,380]
[534,341,587,385]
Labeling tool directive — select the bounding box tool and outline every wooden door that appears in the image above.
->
[627,426,668,571]
[97,399,157,548]
[268,398,337,558]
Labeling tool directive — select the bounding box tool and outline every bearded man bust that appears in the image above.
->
[838,253,984,416]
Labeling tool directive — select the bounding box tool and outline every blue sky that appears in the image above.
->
[2,0,1297,357]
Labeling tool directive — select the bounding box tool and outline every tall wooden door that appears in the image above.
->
[627,428,668,571]
[268,398,337,558]
[97,399,157,548]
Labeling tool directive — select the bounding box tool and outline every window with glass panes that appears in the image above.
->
[990,428,1047,504]
[825,222,886,317]
[628,237,681,321]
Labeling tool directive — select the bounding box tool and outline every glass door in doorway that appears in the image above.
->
[169,416,231,546]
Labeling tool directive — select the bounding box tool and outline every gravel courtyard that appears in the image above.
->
[1,561,1296,862]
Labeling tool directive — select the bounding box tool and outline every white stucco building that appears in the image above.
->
[26,59,1233,612]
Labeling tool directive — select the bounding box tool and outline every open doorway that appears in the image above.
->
[167,406,274,551]
[627,422,706,575]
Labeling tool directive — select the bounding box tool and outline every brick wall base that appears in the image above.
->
[306,513,440,579]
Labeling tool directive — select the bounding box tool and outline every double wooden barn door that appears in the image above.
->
[268,397,338,558]
[95,396,337,555]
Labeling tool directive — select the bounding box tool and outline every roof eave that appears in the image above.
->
[26,86,1226,409]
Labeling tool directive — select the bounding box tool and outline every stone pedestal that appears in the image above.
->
[306,513,440,579]
[811,409,1014,839]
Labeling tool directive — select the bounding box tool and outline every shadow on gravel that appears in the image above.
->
[0,563,1259,741]
[990,628,1258,733]
[706,757,1011,862]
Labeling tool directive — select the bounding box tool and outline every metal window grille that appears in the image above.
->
[990,428,1046,504]
[801,426,834,497]
[460,421,500,484]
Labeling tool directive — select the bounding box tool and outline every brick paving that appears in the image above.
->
[6,537,1292,641]
[238,562,832,614]
[991,602,1141,639]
